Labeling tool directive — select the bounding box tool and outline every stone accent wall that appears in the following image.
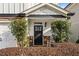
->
[43,36,50,47]
[29,36,33,47]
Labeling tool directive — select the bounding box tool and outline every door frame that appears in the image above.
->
[33,24,44,46]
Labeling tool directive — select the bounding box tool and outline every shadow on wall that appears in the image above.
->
[43,27,55,42]
[43,27,52,35]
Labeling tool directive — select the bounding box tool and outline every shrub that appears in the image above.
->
[10,17,28,47]
[0,43,79,56]
[51,20,71,43]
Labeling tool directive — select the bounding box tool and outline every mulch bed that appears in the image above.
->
[0,43,79,56]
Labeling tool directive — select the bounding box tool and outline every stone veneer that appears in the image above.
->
[29,36,50,47]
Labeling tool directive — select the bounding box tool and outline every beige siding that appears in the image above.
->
[66,4,79,42]
[30,6,59,15]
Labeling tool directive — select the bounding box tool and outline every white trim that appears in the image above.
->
[28,17,66,20]
[21,3,41,13]
[26,4,45,15]
[0,21,10,23]
[47,4,68,14]
[23,3,70,16]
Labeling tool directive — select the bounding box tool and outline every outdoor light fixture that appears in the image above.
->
[45,22,47,27]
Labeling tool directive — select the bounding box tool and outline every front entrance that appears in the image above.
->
[34,25,43,45]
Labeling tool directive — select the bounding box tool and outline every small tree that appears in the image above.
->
[51,20,71,43]
[10,17,28,47]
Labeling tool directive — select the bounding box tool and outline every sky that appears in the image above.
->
[57,3,69,8]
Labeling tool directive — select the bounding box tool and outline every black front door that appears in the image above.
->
[34,25,43,45]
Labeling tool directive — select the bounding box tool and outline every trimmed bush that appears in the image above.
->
[0,43,79,56]
[10,17,28,47]
[51,20,71,43]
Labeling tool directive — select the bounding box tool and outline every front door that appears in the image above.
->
[34,25,43,45]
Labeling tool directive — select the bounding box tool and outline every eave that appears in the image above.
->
[0,13,25,17]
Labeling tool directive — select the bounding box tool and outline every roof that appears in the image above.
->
[0,3,74,18]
